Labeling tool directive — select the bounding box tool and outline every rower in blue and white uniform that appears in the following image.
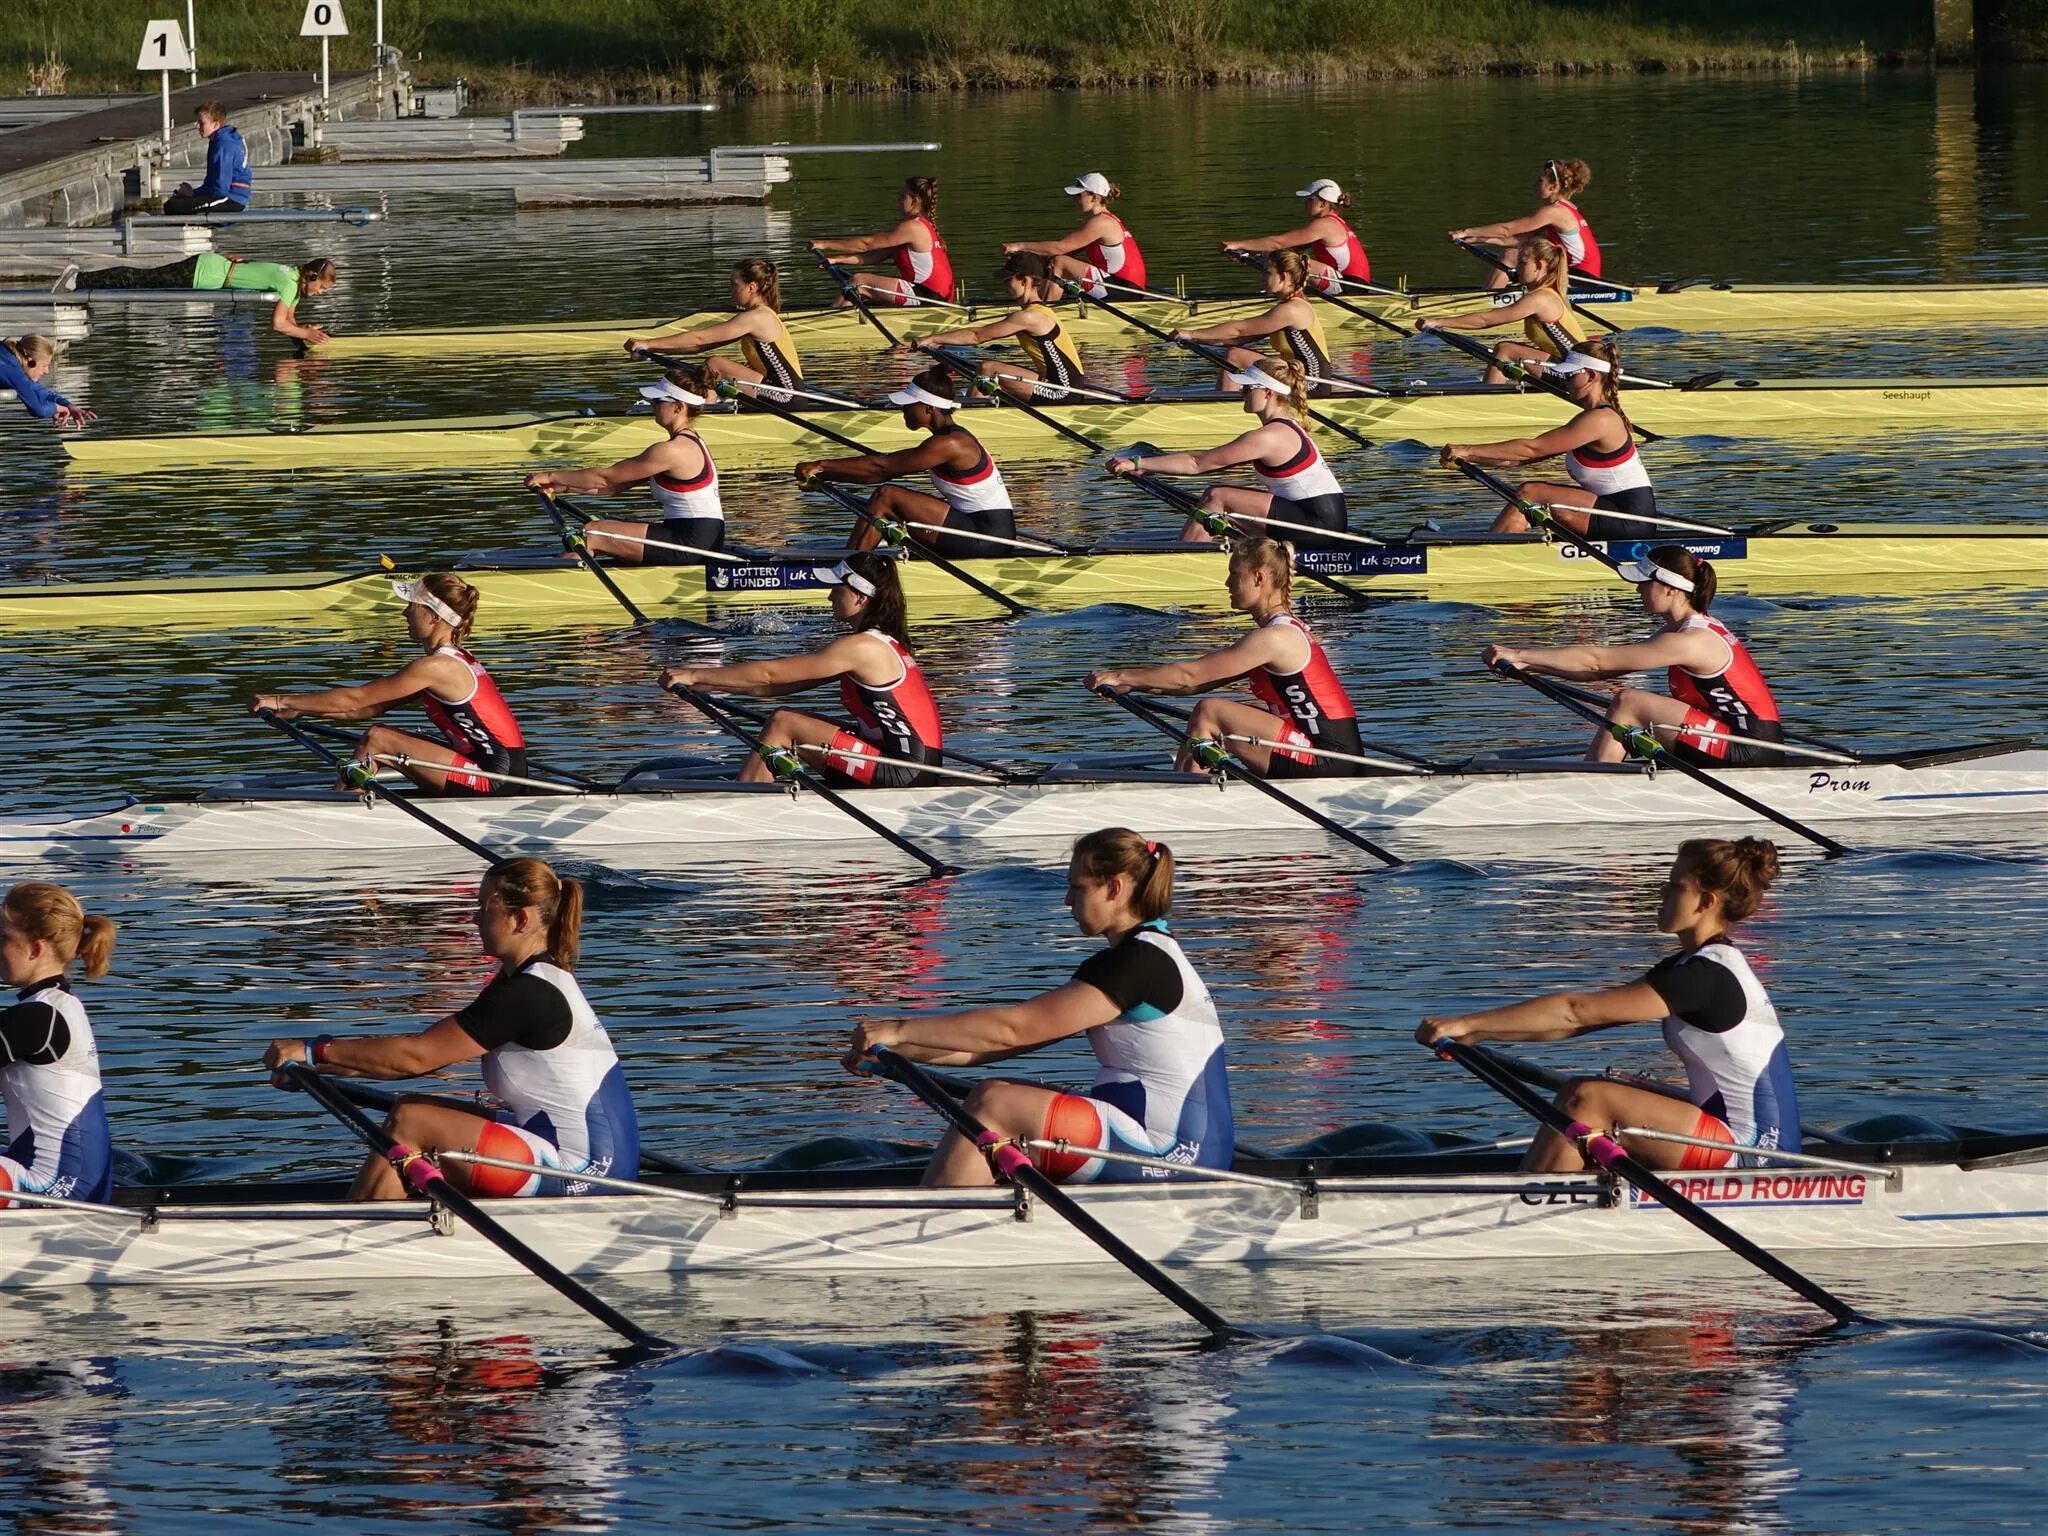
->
[0,883,115,1207]
[845,827,1232,1187]
[1419,837,1798,1172]
[264,858,639,1201]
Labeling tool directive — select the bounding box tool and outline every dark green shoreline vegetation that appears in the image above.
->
[10,0,2048,101]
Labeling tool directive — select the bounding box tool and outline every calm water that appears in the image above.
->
[1,72,2046,1535]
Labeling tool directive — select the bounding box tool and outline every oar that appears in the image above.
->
[1224,249,1412,341]
[710,377,878,456]
[1547,677,1866,763]
[812,244,901,348]
[534,487,649,624]
[1450,236,1624,335]
[868,1047,1237,1339]
[1093,686,1404,867]
[633,350,868,412]
[281,1062,669,1349]
[1425,1039,1870,1324]
[1429,325,1665,442]
[802,477,1031,619]
[1448,456,1621,571]
[1488,659,1850,858]
[917,340,1145,404]
[663,679,961,878]
[1069,287,1376,451]
[258,708,508,868]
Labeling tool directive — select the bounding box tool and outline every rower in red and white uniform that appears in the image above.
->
[1088,537,1366,779]
[526,370,726,563]
[1419,836,1799,1171]
[0,882,115,1208]
[794,366,1019,561]
[1451,157,1603,289]
[809,176,957,307]
[1221,177,1371,296]
[1107,358,1351,549]
[263,858,641,1201]
[1002,172,1147,301]
[1484,544,1785,768]
[658,553,946,789]
[251,572,532,795]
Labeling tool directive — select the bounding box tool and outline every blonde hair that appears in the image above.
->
[1518,235,1571,304]
[2,883,115,980]
[416,572,482,641]
[1071,828,1173,922]
[1226,536,1295,606]
[1674,838,1779,922]
[5,335,55,369]
[1568,335,1625,408]
[484,859,584,971]
[1542,158,1591,199]
[1250,355,1313,419]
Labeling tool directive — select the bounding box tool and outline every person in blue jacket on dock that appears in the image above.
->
[0,336,93,428]
[164,102,251,216]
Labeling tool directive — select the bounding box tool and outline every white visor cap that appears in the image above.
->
[1616,557,1696,592]
[390,578,467,628]
[1547,352,1613,377]
[886,382,958,411]
[815,560,879,597]
[639,378,710,406]
[1224,367,1290,394]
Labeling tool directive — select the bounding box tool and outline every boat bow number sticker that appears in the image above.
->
[136,19,194,72]
[301,0,349,36]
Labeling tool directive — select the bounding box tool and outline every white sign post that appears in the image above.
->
[300,0,349,104]
[136,20,195,149]
[185,0,198,86]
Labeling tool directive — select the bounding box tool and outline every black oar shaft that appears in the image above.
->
[722,381,876,456]
[871,1049,1234,1337]
[1430,1040,1870,1325]
[283,1064,667,1347]
[1432,324,1662,443]
[535,488,652,624]
[1450,237,1622,335]
[813,245,901,347]
[1096,687,1403,867]
[807,478,1029,618]
[1452,457,1619,570]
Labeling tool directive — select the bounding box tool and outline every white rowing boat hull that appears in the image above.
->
[7,748,2043,861]
[5,1159,2040,1289]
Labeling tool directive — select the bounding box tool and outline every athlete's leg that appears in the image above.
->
[1183,698,1299,773]
[922,1080,1067,1187]
[1485,339,1551,386]
[739,708,843,782]
[352,1101,503,1200]
[1589,689,1697,763]
[857,484,952,551]
[1181,484,1275,543]
[354,725,489,792]
[1493,481,1598,534]
[1522,1077,1727,1173]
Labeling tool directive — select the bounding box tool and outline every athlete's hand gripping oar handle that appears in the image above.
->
[532,486,651,624]
[1486,660,1850,859]
[1223,248,1411,340]
[801,477,1030,619]
[811,242,902,349]
[256,707,508,868]
[280,1063,670,1350]
[663,679,962,878]
[1423,1039,1872,1325]
[1447,456,1619,572]
[866,1048,1238,1339]
[1092,686,1404,868]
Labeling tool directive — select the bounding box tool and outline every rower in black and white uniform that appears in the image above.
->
[0,883,115,1207]
[910,252,1090,403]
[527,370,725,563]
[1172,249,1334,385]
[263,858,640,1201]
[794,367,1019,560]
[1419,837,1799,1171]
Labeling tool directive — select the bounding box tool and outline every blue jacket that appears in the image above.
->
[195,122,252,203]
[0,346,72,420]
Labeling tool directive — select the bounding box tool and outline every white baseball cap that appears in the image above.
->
[1546,352,1612,376]
[1616,554,1695,591]
[390,577,466,628]
[1296,178,1344,201]
[1063,172,1112,197]
[638,378,709,406]
[814,559,878,597]
[886,381,958,411]
[1224,367,1290,394]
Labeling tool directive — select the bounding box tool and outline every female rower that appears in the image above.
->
[526,370,724,563]
[1105,359,1349,548]
[1439,339,1664,539]
[1172,249,1334,385]
[1450,157,1601,288]
[657,552,944,788]
[0,882,115,1207]
[250,572,531,795]
[1086,537,1365,779]
[1001,172,1147,301]
[1417,236,1585,384]
[843,827,1232,1188]
[1221,177,1371,295]
[1417,837,1797,1171]
[0,335,94,427]
[1484,544,1784,767]
[63,254,337,342]
[262,858,639,1201]
[793,366,1017,559]
[909,252,1088,403]
[809,175,956,307]
[620,258,803,400]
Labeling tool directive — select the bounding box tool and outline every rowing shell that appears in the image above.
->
[8,744,2041,861]
[60,378,2048,473]
[305,281,2048,360]
[6,1130,2041,1288]
[6,526,2045,631]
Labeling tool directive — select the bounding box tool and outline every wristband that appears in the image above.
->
[310,1035,335,1067]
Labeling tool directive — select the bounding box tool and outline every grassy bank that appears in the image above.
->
[8,0,2042,102]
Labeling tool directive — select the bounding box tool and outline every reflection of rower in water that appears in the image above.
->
[250,574,531,795]
[1484,545,1785,767]
[62,254,337,343]
[621,258,804,400]
[809,175,957,306]
[794,367,1019,559]
[0,335,94,427]
[1418,235,1584,384]
[0,881,116,1210]
[525,370,726,563]
[1087,538,1366,779]
[844,827,1234,1189]
[1439,339,1671,540]
[262,857,641,1200]
[1172,249,1335,387]
[1419,837,1799,1170]
[658,553,946,788]
[1221,177,1372,296]
[910,252,1089,402]
[1001,173,1148,300]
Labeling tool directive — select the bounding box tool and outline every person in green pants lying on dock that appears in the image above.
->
[56,253,337,344]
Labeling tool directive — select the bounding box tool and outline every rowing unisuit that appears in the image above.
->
[1252,418,1346,532]
[1555,198,1602,276]
[1563,405,1657,527]
[831,631,945,788]
[1270,306,1333,378]
[1525,303,1587,359]
[0,978,111,1204]
[1315,214,1371,287]
[897,214,955,302]
[1646,940,1800,1160]
[1084,217,1147,290]
[420,646,530,794]
[1016,304,1085,392]
[741,313,804,394]
[1246,613,1366,777]
[1666,615,1784,765]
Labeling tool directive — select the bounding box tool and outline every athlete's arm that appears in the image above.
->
[1177,299,1297,344]
[918,310,1037,350]
[845,980,1123,1069]
[1222,221,1328,255]
[659,632,878,698]
[527,437,696,495]
[1087,623,1301,697]
[252,654,470,719]
[1112,422,1286,478]
[1441,409,1608,469]
[1418,291,1548,332]
[1003,215,1114,259]
[1416,979,1670,1046]
[272,301,328,344]
[1483,625,1725,682]
[1450,208,1571,246]
[624,312,758,354]
[261,1015,488,1080]
[810,219,922,258]
[795,434,962,484]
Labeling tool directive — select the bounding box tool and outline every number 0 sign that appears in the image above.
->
[301,0,348,103]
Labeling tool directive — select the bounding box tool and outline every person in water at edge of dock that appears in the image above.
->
[164,101,251,215]
[57,254,336,344]
[0,336,94,427]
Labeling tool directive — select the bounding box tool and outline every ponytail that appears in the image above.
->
[844,549,911,647]
[2,882,115,981]
[734,257,782,313]
[418,571,482,641]
[1267,248,1310,297]
[484,859,584,971]
[1674,837,1779,922]
[1519,235,1570,304]
[1641,543,1718,612]
[1071,828,1174,922]
[1254,355,1313,420]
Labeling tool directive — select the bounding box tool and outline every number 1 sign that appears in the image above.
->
[136,20,195,147]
